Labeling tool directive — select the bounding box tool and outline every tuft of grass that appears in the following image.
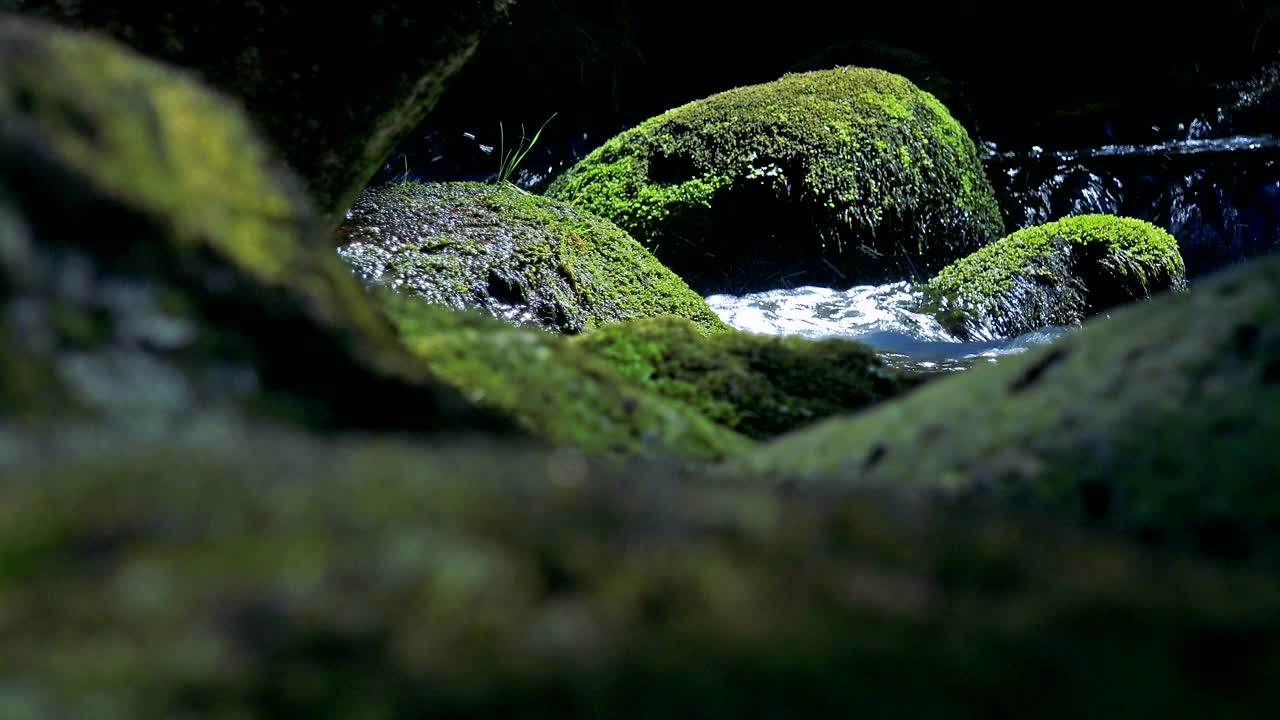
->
[497,113,557,188]
[398,155,413,188]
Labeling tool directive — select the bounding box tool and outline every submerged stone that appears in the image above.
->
[573,315,925,439]
[921,214,1187,340]
[545,66,1004,294]
[338,182,727,335]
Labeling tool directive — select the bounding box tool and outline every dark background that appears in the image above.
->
[381,0,1280,186]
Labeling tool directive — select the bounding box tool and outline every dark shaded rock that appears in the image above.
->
[0,1,513,227]
[0,15,515,438]
[738,250,1280,567]
[572,315,926,439]
[546,67,1004,294]
[338,182,727,335]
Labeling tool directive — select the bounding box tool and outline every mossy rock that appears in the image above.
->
[572,315,925,439]
[381,294,751,461]
[921,214,1188,340]
[338,182,728,335]
[0,1,512,227]
[0,15,514,437]
[785,40,967,129]
[2,423,1279,718]
[736,251,1280,567]
[545,66,1005,294]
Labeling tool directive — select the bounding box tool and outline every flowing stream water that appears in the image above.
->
[705,131,1279,371]
[377,62,1280,372]
[704,283,1073,373]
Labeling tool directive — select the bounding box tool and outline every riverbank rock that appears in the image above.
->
[736,251,1280,566]
[921,214,1187,340]
[545,67,1004,294]
[3,421,1279,718]
[338,182,727,335]
[0,15,514,437]
[0,1,513,227]
[382,295,750,461]
[572,315,925,439]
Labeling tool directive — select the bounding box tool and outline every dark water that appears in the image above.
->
[987,133,1280,278]
[370,124,614,192]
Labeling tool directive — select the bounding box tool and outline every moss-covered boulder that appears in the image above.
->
[921,214,1188,340]
[0,15,514,437]
[382,294,750,461]
[545,67,1005,294]
[338,182,728,335]
[0,2,512,226]
[786,41,967,129]
[3,423,1280,718]
[572,315,924,439]
[736,251,1280,566]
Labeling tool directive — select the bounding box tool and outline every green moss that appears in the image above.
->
[380,294,751,461]
[546,67,1004,293]
[786,40,963,112]
[0,17,512,436]
[572,315,924,439]
[735,251,1280,567]
[6,19,308,281]
[2,424,1280,718]
[922,214,1188,339]
[339,182,729,335]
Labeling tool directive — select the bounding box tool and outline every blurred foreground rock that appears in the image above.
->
[0,1,514,225]
[1,424,1278,719]
[0,14,516,438]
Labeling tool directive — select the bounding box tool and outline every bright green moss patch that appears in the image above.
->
[736,251,1280,567]
[339,181,728,335]
[787,41,967,127]
[572,315,924,439]
[3,424,1280,718]
[546,67,1004,293]
[381,294,751,461]
[922,214,1187,340]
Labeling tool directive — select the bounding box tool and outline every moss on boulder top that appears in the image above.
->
[736,251,1280,567]
[545,66,1005,294]
[3,422,1279,718]
[572,315,925,440]
[786,41,966,128]
[0,1,513,226]
[338,182,728,335]
[381,295,750,461]
[0,15,514,437]
[922,214,1187,340]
